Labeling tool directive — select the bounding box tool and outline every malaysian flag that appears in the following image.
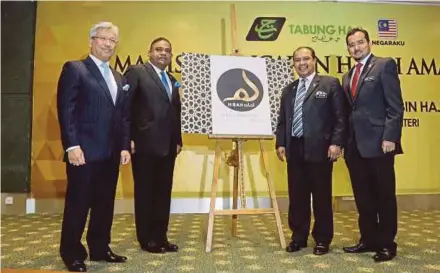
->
[377,19,398,39]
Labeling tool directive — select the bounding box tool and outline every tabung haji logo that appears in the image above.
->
[216,69,263,112]
[246,17,286,41]
[372,19,405,46]
[288,24,354,43]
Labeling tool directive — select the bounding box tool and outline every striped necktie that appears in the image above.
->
[292,78,307,137]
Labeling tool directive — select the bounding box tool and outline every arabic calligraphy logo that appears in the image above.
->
[254,19,279,40]
[246,17,286,41]
[217,69,263,112]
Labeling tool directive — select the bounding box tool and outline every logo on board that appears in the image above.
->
[246,17,286,41]
[216,69,263,112]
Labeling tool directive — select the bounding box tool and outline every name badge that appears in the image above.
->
[364,76,375,82]
[315,90,327,98]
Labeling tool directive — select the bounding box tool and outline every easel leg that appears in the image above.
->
[206,141,222,252]
[332,197,338,212]
[259,140,287,249]
[232,165,238,237]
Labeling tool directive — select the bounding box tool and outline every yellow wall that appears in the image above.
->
[32,2,440,198]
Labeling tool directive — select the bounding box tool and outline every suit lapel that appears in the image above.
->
[169,75,178,102]
[354,55,376,101]
[145,63,170,102]
[287,81,298,120]
[83,57,115,105]
[343,71,353,105]
[303,74,320,102]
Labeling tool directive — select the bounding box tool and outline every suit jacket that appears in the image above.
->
[57,56,131,163]
[124,63,182,157]
[276,74,346,162]
[342,55,404,158]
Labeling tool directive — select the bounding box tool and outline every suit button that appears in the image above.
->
[352,106,356,111]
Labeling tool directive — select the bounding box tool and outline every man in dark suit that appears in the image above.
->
[124,37,182,254]
[276,47,346,255]
[341,28,404,262]
[57,22,130,272]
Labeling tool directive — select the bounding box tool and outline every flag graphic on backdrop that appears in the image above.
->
[377,19,398,39]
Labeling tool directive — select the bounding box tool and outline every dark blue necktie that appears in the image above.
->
[160,71,171,100]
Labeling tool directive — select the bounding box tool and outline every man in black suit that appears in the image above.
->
[341,28,404,262]
[57,22,130,272]
[124,37,182,254]
[276,47,346,255]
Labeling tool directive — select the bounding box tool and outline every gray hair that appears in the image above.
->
[89,22,119,39]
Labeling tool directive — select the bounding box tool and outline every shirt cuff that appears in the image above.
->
[66,145,80,152]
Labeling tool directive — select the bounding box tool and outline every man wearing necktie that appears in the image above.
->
[341,28,404,262]
[57,22,130,272]
[124,37,182,254]
[275,47,346,255]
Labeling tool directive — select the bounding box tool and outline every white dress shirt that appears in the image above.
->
[298,72,316,92]
[350,53,372,88]
[149,61,172,94]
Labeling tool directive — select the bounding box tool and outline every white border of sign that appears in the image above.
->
[210,55,273,136]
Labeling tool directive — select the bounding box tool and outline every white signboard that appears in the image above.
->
[210,55,273,136]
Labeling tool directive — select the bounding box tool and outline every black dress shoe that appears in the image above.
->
[141,241,166,254]
[66,260,87,272]
[90,251,127,263]
[164,241,179,252]
[313,243,329,255]
[343,242,375,253]
[286,241,307,253]
[373,248,396,262]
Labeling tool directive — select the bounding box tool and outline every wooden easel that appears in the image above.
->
[205,135,286,252]
[205,5,286,253]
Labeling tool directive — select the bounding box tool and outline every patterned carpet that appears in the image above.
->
[1,210,440,272]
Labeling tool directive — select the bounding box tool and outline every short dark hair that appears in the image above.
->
[293,46,316,59]
[149,37,172,51]
[345,28,370,45]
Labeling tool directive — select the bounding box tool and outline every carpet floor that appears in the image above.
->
[1,210,440,272]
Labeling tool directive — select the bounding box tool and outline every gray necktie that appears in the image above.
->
[292,78,307,137]
[101,63,117,104]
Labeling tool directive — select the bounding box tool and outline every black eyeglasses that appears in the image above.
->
[92,36,118,45]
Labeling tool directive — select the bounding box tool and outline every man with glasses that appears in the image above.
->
[57,22,130,272]
[124,37,182,254]
[275,47,346,255]
[341,28,404,262]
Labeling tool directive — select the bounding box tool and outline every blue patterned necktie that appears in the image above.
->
[101,63,116,104]
[160,71,171,100]
[292,78,307,137]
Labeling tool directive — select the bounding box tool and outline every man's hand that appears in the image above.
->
[382,140,396,153]
[328,145,341,161]
[121,150,131,165]
[276,146,286,162]
[68,147,86,166]
[177,145,182,155]
[131,140,136,154]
